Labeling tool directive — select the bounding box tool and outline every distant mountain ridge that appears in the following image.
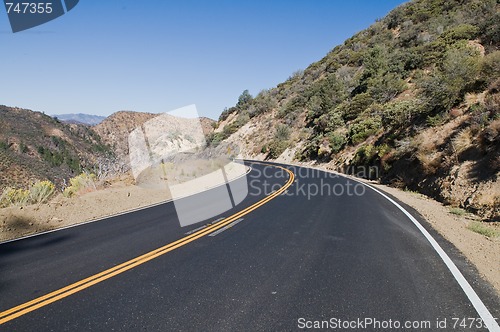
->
[54,113,106,126]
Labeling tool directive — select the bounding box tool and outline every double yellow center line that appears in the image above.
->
[0,163,295,325]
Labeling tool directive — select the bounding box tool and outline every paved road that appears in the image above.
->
[0,161,499,331]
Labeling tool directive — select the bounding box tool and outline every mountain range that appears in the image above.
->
[53,113,107,126]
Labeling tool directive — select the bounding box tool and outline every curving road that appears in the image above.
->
[0,161,499,331]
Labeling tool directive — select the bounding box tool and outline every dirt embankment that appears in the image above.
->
[0,163,247,243]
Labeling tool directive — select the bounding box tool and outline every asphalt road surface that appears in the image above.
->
[1,161,499,331]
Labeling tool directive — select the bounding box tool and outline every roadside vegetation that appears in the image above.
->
[0,172,102,208]
[0,180,55,207]
[63,173,98,198]
[467,222,500,238]
[210,0,499,221]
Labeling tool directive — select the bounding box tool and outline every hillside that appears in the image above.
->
[93,111,160,161]
[54,113,106,125]
[209,0,499,221]
[0,105,112,189]
[94,111,215,162]
[0,106,215,192]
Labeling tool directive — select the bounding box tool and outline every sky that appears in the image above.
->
[0,0,407,119]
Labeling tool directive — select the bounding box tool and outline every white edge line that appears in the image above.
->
[0,165,252,245]
[356,180,500,332]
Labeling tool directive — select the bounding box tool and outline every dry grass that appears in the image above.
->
[452,128,473,154]
[416,150,443,174]
[467,222,500,238]
[449,207,466,216]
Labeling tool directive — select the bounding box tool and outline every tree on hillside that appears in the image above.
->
[237,90,253,109]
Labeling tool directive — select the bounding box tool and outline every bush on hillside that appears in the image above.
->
[63,173,97,198]
[267,140,289,159]
[419,46,481,113]
[275,124,290,141]
[29,180,55,204]
[349,118,382,144]
[0,187,30,207]
[0,180,55,207]
[382,99,423,128]
[480,51,500,85]
[327,132,347,154]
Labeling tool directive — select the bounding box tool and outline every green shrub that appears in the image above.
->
[439,24,479,44]
[221,123,240,137]
[480,51,500,85]
[0,180,56,207]
[382,99,422,128]
[63,173,97,197]
[314,111,344,133]
[327,132,347,154]
[218,106,238,122]
[349,118,381,144]
[426,113,448,127]
[368,73,407,103]
[207,132,226,147]
[352,144,377,165]
[480,12,500,46]
[275,124,290,141]
[419,46,481,113]
[267,140,289,159]
[251,92,276,117]
[19,142,29,154]
[234,112,250,128]
[377,144,392,158]
[343,93,373,121]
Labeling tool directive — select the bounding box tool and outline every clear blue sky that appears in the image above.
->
[0,0,407,119]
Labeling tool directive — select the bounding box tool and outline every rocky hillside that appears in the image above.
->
[209,0,499,221]
[93,111,159,160]
[94,111,215,162]
[0,105,112,189]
